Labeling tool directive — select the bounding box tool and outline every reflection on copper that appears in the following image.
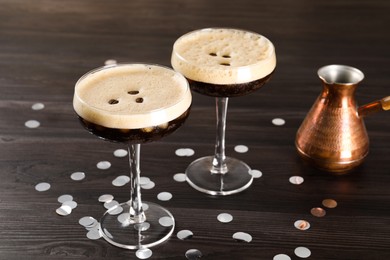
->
[322,199,338,208]
[310,207,326,217]
[294,220,310,230]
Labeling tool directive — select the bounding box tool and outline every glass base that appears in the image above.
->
[185,156,253,195]
[99,201,175,250]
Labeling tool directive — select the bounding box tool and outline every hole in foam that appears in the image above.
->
[128,90,139,95]
[108,99,119,105]
[136,98,144,103]
[220,62,231,66]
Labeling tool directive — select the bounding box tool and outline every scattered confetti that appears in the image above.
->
[98,194,114,203]
[158,216,174,227]
[173,173,186,182]
[113,149,127,157]
[25,120,40,128]
[294,247,311,258]
[234,145,249,153]
[35,182,51,192]
[322,199,338,208]
[273,254,291,260]
[56,205,72,216]
[134,222,150,231]
[70,171,85,181]
[86,228,102,240]
[104,200,119,210]
[185,249,202,259]
[141,181,155,190]
[105,59,117,65]
[112,175,130,186]
[107,205,123,215]
[177,230,194,240]
[249,169,262,178]
[175,148,195,157]
[272,118,286,126]
[232,232,252,242]
[57,194,73,203]
[157,192,173,201]
[310,207,326,217]
[139,177,151,185]
[294,220,311,230]
[31,103,45,110]
[79,216,98,228]
[289,176,304,185]
[63,200,78,209]
[136,248,153,259]
[97,161,111,170]
[217,213,233,223]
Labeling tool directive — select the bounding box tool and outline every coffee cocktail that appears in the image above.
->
[73,63,191,249]
[171,28,276,195]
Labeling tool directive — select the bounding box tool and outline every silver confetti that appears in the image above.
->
[185,249,202,259]
[57,194,73,203]
[158,216,174,227]
[112,175,130,186]
[113,148,128,157]
[104,200,119,209]
[273,254,291,260]
[25,120,40,128]
[70,171,85,181]
[173,173,186,182]
[157,192,172,201]
[141,181,155,190]
[232,232,252,242]
[86,229,102,240]
[136,248,153,259]
[289,176,304,185]
[35,182,51,192]
[97,161,111,170]
[56,205,72,216]
[294,247,311,258]
[63,200,78,209]
[79,216,97,227]
[217,213,233,223]
[272,118,286,126]
[234,145,249,153]
[177,230,193,240]
[31,103,45,110]
[98,194,114,203]
[249,169,263,178]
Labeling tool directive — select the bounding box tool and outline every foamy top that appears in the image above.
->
[171,28,276,85]
[73,64,191,129]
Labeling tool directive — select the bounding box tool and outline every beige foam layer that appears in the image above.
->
[73,64,191,129]
[171,28,276,84]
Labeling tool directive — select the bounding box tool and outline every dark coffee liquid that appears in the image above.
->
[187,71,274,97]
[78,108,190,143]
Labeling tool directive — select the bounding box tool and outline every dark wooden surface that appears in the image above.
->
[1,0,389,259]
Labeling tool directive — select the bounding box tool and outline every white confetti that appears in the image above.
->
[97,161,111,170]
[141,181,155,190]
[157,192,173,201]
[294,247,311,258]
[177,230,194,240]
[136,248,153,259]
[35,182,51,192]
[98,194,114,203]
[57,194,73,203]
[32,103,45,110]
[175,148,195,157]
[79,216,97,227]
[113,149,127,157]
[273,254,291,260]
[289,176,304,185]
[249,169,263,178]
[25,120,40,128]
[232,232,252,242]
[217,213,233,223]
[56,205,72,216]
[158,216,174,227]
[70,171,85,181]
[272,118,286,126]
[112,175,130,186]
[234,145,249,153]
[173,173,186,182]
[63,200,78,209]
[86,229,102,240]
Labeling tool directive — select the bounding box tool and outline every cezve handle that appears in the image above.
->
[358,96,390,117]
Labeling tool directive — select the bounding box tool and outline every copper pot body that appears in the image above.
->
[296,65,369,173]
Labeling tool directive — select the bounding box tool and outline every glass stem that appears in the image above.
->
[128,144,146,223]
[211,97,228,174]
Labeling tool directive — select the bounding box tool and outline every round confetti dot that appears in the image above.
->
[232,232,252,242]
[157,192,173,201]
[104,200,119,210]
[139,177,151,185]
[289,176,304,185]
[35,182,51,192]
[56,205,72,216]
[294,247,311,258]
[249,169,263,178]
[273,254,291,260]
[79,216,97,227]
[175,148,195,157]
[25,120,40,128]
[63,200,78,209]
[113,149,127,157]
[57,194,73,203]
[158,216,174,227]
[107,206,123,215]
[272,118,286,126]
[185,249,202,259]
[294,220,311,230]
[117,213,130,224]
[98,194,114,203]
[134,222,151,231]
[86,229,102,240]
[112,175,130,187]
[104,59,117,65]
[322,199,338,208]
[136,248,153,259]
[234,145,249,153]
[217,213,233,223]
[141,181,155,190]
[177,230,194,240]
[70,171,85,181]
[311,207,326,217]
[97,161,111,170]
[173,173,186,182]
[142,203,149,211]
[32,103,45,110]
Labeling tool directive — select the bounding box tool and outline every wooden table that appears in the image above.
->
[0,0,389,259]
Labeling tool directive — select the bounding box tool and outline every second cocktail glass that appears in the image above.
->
[171,28,276,195]
[73,63,191,249]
